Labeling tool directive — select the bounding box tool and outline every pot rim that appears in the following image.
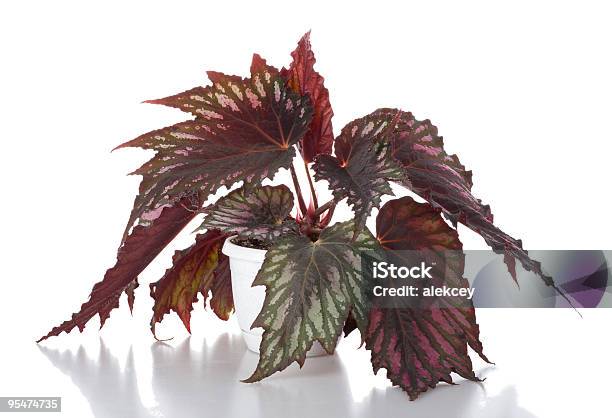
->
[222,236,267,262]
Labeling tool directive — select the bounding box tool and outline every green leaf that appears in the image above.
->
[115,55,313,241]
[312,110,404,235]
[366,196,489,400]
[200,185,297,242]
[243,221,381,383]
[149,230,231,338]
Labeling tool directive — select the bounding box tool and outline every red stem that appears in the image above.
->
[313,200,335,217]
[303,160,319,209]
[289,164,308,215]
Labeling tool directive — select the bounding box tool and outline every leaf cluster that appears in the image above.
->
[39,32,566,399]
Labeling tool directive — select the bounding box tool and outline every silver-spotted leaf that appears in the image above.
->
[115,55,313,241]
[313,111,404,235]
[149,230,232,337]
[367,196,489,400]
[200,185,297,242]
[244,221,381,383]
[38,197,201,342]
[378,108,567,296]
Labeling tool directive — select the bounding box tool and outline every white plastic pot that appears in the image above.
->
[222,237,334,356]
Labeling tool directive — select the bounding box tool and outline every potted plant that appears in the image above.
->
[38,32,569,400]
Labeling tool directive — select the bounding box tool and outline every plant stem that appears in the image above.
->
[313,199,335,217]
[289,164,308,215]
[303,160,319,209]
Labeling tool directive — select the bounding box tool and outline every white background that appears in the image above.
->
[1,1,611,417]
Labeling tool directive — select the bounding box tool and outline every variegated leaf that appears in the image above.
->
[387,109,473,189]
[149,230,231,337]
[243,221,381,383]
[38,197,201,342]
[115,55,313,241]
[313,111,404,235]
[387,108,482,220]
[200,185,297,242]
[282,31,334,163]
[367,196,489,400]
[378,108,567,295]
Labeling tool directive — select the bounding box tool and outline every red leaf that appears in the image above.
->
[125,279,139,314]
[366,196,489,400]
[343,312,358,337]
[37,197,201,342]
[149,230,231,338]
[386,109,568,295]
[207,256,233,321]
[282,31,334,163]
[115,55,313,241]
[313,109,404,236]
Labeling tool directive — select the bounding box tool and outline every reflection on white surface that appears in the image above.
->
[39,333,535,418]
